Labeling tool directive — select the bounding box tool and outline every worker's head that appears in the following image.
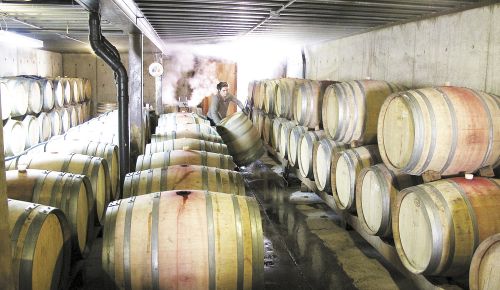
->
[217,82,229,98]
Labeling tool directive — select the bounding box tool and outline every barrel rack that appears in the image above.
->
[263,143,467,290]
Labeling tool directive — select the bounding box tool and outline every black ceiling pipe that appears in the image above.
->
[89,12,130,195]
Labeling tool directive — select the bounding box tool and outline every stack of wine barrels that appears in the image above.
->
[102,111,264,289]
[1,76,92,157]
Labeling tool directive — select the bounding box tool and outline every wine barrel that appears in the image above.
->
[251,109,264,138]
[39,78,55,111]
[253,80,266,110]
[59,78,71,105]
[123,165,245,198]
[355,164,421,237]
[151,131,223,144]
[323,80,404,144]
[81,101,90,121]
[68,106,78,127]
[293,80,334,129]
[136,150,236,171]
[331,145,381,211]
[24,78,43,115]
[217,112,265,166]
[158,112,210,126]
[75,103,84,125]
[378,86,500,176]
[48,110,62,136]
[6,169,94,257]
[298,130,327,179]
[1,78,28,117]
[0,81,12,120]
[97,102,118,114]
[469,233,500,290]
[145,138,228,155]
[69,78,82,103]
[37,112,52,142]
[3,118,26,156]
[275,78,303,119]
[22,115,40,149]
[247,81,255,104]
[262,113,273,145]
[83,79,92,100]
[263,80,279,114]
[271,118,287,151]
[393,177,500,276]
[277,120,295,159]
[57,107,70,133]
[28,139,120,201]
[102,190,263,290]
[6,153,111,225]
[61,130,119,146]
[312,139,349,192]
[155,123,218,136]
[287,125,308,168]
[8,199,71,290]
[51,78,65,108]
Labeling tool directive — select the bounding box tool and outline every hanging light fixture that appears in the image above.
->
[0,30,43,48]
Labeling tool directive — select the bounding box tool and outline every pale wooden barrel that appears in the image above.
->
[312,138,349,192]
[37,112,52,142]
[8,199,71,290]
[69,105,78,127]
[156,123,218,136]
[145,138,229,155]
[355,164,421,237]
[39,78,55,111]
[247,81,255,104]
[393,177,500,276]
[57,107,71,133]
[2,78,28,117]
[158,112,210,126]
[136,150,236,171]
[293,80,334,129]
[287,125,308,168]
[29,139,120,201]
[298,130,327,179]
[75,103,84,125]
[470,233,500,290]
[217,112,265,166]
[263,80,279,114]
[81,101,89,121]
[51,79,65,108]
[22,115,40,149]
[378,86,500,176]
[24,78,43,115]
[59,78,71,105]
[275,78,303,119]
[332,145,381,211]
[3,118,26,156]
[151,131,223,144]
[323,80,404,144]
[277,120,295,159]
[6,169,94,257]
[123,165,245,198]
[6,153,111,225]
[262,113,273,145]
[83,79,92,100]
[1,81,12,120]
[102,190,263,290]
[251,109,264,138]
[271,117,287,150]
[70,78,83,103]
[61,130,119,146]
[253,80,266,110]
[48,110,62,136]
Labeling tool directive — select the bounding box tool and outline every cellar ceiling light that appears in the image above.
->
[0,30,43,48]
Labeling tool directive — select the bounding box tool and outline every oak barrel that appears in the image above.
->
[262,113,273,145]
[271,118,287,151]
[3,118,26,156]
[275,78,303,119]
[217,112,265,166]
[39,78,55,111]
[8,199,71,290]
[470,233,500,290]
[158,112,210,126]
[102,190,263,289]
[37,112,52,142]
[393,177,500,276]
[322,80,404,144]
[145,138,228,155]
[312,138,349,192]
[1,78,28,117]
[378,86,500,175]
[298,130,326,179]
[1,81,12,119]
[293,80,334,129]
[155,123,218,136]
[6,169,94,257]
[277,120,296,159]
[22,115,40,149]
[48,110,62,136]
[331,145,381,211]
[355,164,420,237]
[287,125,308,168]
[51,78,65,108]
[251,109,264,138]
[136,150,236,171]
[151,131,223,144]
[263,80,279,114]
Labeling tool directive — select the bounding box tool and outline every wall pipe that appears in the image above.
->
[89,11,130,193]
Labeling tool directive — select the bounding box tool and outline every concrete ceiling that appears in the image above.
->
[0,0,490,53]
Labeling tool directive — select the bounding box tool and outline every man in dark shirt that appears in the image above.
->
[207,82,245,125]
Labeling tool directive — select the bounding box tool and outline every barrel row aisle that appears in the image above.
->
[2,76,93,157]
[250,78,500,290]
[101,110,265,289]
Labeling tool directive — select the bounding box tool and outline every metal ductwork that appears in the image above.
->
[89,11,130,194]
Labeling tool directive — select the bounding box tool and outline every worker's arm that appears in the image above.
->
[208,95,222,124]
[228,95,246,112]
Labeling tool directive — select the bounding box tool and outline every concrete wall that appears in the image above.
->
[0,44,62,78]
[304,3,500,95]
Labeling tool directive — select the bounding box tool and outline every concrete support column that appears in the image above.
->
[0,101,14,289]
[128,33,144,166]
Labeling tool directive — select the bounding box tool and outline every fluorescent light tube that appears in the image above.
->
[0,30,43,48]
